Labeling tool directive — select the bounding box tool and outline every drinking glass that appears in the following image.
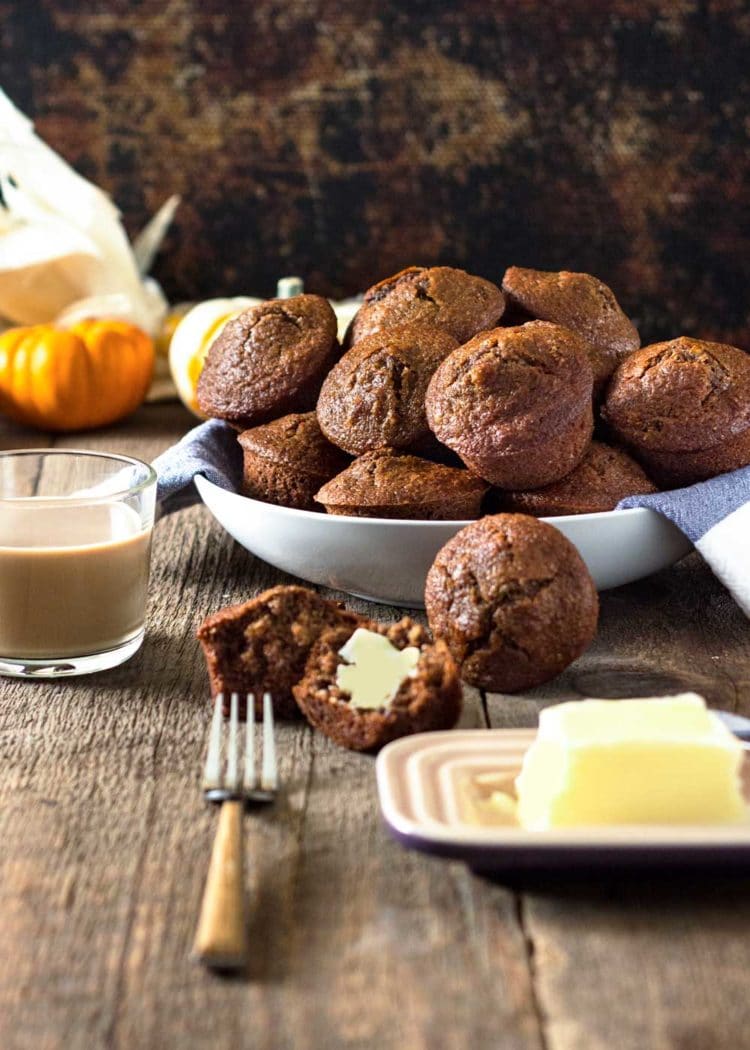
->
[0,449,156,677]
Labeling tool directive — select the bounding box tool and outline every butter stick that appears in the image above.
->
[515,693,747,830]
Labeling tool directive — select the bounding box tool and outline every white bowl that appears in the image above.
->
[195,476,692,607]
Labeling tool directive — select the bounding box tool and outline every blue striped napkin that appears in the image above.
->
[153,419,241,515]
[618,466,750,616]
[153,420,750,616]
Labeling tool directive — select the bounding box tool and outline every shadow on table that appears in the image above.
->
[479,867,750,908]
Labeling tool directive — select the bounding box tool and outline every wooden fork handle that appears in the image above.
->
[193,799,247,969]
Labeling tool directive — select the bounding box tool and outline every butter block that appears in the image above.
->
[336,628,420,710]
[515,693,747,830]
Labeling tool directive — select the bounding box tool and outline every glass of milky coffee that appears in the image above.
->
[0,449,156,678]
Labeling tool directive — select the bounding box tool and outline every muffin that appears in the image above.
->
[425,322,594,489]
[425,514,599,693]
[315,449,489,519]
[197,585,363,719]
[602,337,750,487]
[293,618,462,752]
[346,266,505,347]
[501,267,640,394]
[237,413,350,511]
[197,294,339,428]
[495,441,657,516]
[317,323,459,456]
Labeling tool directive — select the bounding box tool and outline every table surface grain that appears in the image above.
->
[1,402,749,1050]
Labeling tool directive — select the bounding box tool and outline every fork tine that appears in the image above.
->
[203,693,224,791]
[261,692,278,791]
[243,694,256,791]
[226,692,240,791]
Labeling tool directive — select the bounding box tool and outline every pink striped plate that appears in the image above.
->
[376,730,750,874]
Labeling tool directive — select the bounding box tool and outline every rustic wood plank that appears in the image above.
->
[0,407,249,1050]
[518,876,750,1050]
[4,401,750,1050]
[486,553,750,1050]
[271,731,542,1050]
[0,417,54,452]
[0,404,543,1050]
[49,400,196,463]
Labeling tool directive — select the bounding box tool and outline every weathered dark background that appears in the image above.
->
[1,0,749,348]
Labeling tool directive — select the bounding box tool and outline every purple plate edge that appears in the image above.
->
[382,818,750,875]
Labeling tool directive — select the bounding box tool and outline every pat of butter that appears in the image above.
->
[515,693,747,830]
[336,628,420,710]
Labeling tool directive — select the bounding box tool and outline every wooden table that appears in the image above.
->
[1,402,749,1050]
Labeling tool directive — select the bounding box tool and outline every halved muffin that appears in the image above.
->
[293,618,462,751]
[197,585,364,718]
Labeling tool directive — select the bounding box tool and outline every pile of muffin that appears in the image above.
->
[195,265,750,752]
[196,264,750,518]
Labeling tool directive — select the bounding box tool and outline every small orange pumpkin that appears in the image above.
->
[0,319,155,432]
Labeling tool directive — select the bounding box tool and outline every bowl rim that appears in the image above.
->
[194,473,655,528]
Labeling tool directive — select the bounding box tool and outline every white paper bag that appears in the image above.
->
[0,89,176,337]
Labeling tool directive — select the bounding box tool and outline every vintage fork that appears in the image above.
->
[193,691,279,970]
